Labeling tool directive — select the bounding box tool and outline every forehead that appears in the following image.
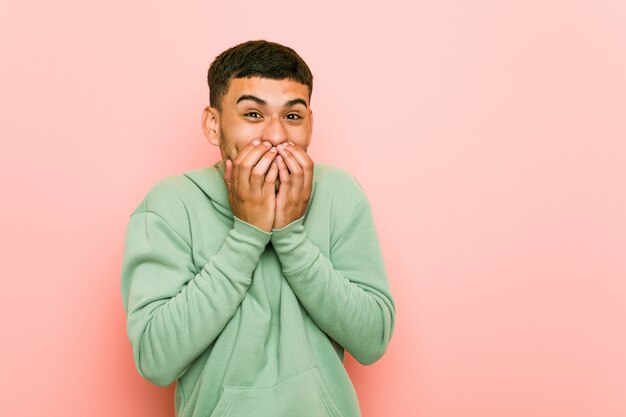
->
[224,76,309,106]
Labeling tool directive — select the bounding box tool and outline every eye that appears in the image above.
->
[286,113,301,120]
[244,112,262,118]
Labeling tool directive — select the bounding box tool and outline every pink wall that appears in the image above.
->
[1,1,625,416]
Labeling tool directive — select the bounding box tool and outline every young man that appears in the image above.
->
[121,40,395,417]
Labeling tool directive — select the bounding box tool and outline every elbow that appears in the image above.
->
[352,337,391,365]
[142,372,176,387]
[129,308,180,387]
[350,326,394,366]
[133,327,179,387]
[353,347,385,366]
[353,300,395,365]
[136,355,178,387]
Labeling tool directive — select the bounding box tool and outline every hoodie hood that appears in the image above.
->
[183,160,231,212]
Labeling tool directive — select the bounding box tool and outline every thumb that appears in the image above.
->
[223,159,232,191]
[223,159,236,213]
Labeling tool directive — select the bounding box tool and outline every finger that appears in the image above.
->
[275,154,291,195]
[232,139,260,193]
[264,161,279,196]
[224,159,233,191]
[277,144,303,196]
[250,146,278,193]
[236,141,272,192]
[233,139,262,165]
[223,159,236,210]
[232,140,257,189]
[285,142,313,193]
[276,144,302,175]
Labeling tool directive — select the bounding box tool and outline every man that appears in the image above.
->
[121,39,395,417]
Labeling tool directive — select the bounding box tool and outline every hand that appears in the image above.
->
[224,139,279,233]
[273,142,314,229]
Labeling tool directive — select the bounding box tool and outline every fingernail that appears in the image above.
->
[270,147,277,152]
[263,141,271,147]
[253,139,260,145]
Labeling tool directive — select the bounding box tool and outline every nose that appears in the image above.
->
[260,116,288,147]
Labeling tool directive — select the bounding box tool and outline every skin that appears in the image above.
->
[202,76,315,232]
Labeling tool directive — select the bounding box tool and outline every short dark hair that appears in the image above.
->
[207,40,313,111]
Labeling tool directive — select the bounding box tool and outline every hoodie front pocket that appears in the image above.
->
[208,365,345,417]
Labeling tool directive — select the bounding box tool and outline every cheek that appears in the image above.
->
[233,124,261,146]
[289,128,310,148]
[223,126,256,153]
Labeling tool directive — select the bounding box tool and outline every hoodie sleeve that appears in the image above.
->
[121,184,271,386]
[269,175,396,365]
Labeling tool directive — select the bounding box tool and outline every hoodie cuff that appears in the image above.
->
[271,216,319,274]
[216,216,272,277]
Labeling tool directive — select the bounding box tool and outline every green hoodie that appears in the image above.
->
[121,160,395,417]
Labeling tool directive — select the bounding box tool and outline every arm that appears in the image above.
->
[121,141,278,386]
[121,207,270,386]
[270,195,396,365]
[270,143,395,364]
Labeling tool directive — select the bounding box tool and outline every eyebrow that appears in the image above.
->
[285,98,308,108]
[236,95,308,109]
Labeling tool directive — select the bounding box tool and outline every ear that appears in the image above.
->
[201,106,221,146]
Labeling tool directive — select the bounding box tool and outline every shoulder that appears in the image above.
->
[129,173,198,234]
[313,163,368,205]
[313,163,365,194]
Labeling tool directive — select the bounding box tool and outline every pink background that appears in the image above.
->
[1,1,625,416]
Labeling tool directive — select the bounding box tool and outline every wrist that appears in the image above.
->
[233,216,273,238]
